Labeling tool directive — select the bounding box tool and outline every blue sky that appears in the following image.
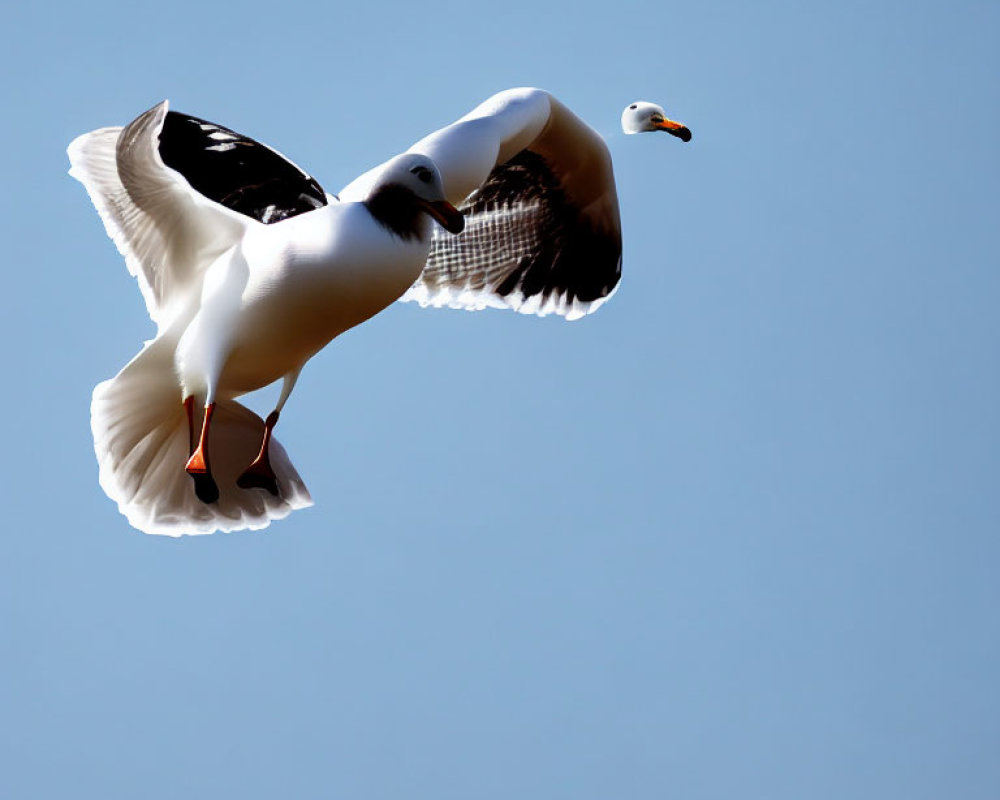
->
[2,0,998,797]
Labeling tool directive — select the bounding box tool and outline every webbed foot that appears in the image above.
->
[190,472,220,504]
[237,458,280,497]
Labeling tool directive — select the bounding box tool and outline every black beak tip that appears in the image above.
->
[424,200,466,234]
[671,126,692,143]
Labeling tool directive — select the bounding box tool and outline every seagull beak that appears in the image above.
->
[420,199,465,234]
[655,118,692,142]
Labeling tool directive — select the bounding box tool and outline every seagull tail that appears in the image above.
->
[91,334,313,536]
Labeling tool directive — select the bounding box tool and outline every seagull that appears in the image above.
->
[621,101,692,140]
[69,88,690,536]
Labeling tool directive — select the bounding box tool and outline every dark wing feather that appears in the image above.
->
[158,112,328,224]
[403,150,622,320]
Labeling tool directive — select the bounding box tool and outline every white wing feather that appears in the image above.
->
[68,101,249,329]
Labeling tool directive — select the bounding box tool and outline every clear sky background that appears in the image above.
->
[2,1,997,797]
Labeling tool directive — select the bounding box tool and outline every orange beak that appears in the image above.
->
[655,118,692,142]
[420,199,465,233]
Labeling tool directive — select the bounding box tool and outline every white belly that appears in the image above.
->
[187,203,431,397]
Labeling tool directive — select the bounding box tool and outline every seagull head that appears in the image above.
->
[371,154,465,235]
[621,102,692,142]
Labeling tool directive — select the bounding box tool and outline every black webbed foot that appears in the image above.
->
[191,472,220,504]
[237,464,280,497]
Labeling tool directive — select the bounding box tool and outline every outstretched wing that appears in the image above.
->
[68,101,329,328]
[398,89,622,321]
[157,111,328,225]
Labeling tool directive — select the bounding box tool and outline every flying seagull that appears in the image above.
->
[68,88,690,535]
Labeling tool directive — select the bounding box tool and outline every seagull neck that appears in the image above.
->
[363,184,429,242]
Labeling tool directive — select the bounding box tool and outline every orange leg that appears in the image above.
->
[237,410,281,496]
[185,400,220,503]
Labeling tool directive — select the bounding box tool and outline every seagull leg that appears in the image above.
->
[175,244,249,506]
[237,410,281,495]
[185,400,220,504]
[184,395,197,456]
[237,368,301,496]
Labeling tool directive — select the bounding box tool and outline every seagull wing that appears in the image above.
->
[398,89,622,320]
[68,101,329,329]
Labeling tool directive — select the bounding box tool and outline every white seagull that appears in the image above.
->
[69,88,690,536]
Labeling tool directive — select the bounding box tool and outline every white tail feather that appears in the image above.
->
[92,335,312,536]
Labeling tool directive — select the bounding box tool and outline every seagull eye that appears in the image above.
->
[411,166,433,183]
[629,104,638,110]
